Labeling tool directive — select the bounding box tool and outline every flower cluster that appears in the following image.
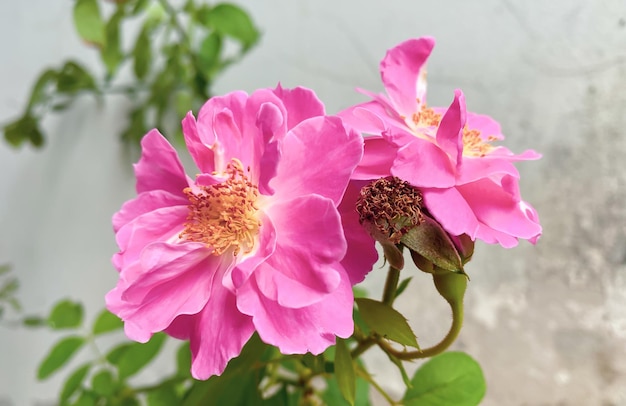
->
[107,37,541,379]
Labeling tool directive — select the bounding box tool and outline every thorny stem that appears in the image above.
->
[377,298,464,360]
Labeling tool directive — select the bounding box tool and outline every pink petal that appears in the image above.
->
[135,130,189,195]
[230,214,277,290]
[435,89,465,166]
[105,242,222,343]
[255,196,346,308]
[421,187,480,238]
[380,37,435,119]
[466,112,504,140]
[273,84,326,129]
[338,181,378,284]
[352,135,397,180]
[182,112,216,174]
[271,116,363,205]
[456,156,520,185]
[338,102,390,135]
[456,178,542,244]
[392,136,456,188]
[237,267,353,355]
[113,190,187,233]
[187,269,255,379]
[114,205,188,269]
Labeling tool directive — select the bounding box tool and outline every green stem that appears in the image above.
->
[157,0,191,45]
[378,298,464,360]
[381,247,403,305]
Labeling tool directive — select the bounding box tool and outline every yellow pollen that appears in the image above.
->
[179,159,261,256]
[411,105,442,127]
[462,128,497,157]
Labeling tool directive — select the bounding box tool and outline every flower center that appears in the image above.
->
[462,128,497,157]
[411,105,442,128]
[356,177,424,244]
[180,159,261,256]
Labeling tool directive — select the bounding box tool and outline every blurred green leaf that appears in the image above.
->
[60,363,91,403]
[38,336,85,380]
[0,264,10,276]
[394,277,413,299]
[56,61,96,94]
[355,298,418,348]
[101,10,124,75]
[73,0,106,47]
[26,69,57,110]
[91,369,116,397]
[198,32,222,74]
[0,278,18,298]
[115,333,166,380]
[203,3,260,50]
[3,114,44,148]
[323,372,371,406]
[48,299,84,330]
[92,309,123,335]
[145,2,166,31]
[176,342,192,376]
[131,0,151,15]
[105,342,133,365]
[23,315,47,327]
[147,386,180,406]
[71,390,97,406]
[403,352,486,406]
[335,339,356,406]
[182,333,267,405]
[133,26,152,80]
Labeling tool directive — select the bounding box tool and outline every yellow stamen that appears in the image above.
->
[411,105,442,128]
[179,159,261,256]
[462,128,497,157]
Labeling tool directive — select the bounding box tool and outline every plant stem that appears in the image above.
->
[157,0,191,45]
[377,298,464,360]
[381,246,403,305]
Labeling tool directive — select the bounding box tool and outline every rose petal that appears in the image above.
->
[237,267,353,355]
[422,187,480,238]
[271,116,363,205]
[273,84,326,129]
[392,136,456,188]
[135,130,189,195]
[113,190,187,233]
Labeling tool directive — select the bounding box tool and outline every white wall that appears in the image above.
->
[2,1,626,404]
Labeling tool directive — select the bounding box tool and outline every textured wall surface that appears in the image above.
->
[1,1,626,405]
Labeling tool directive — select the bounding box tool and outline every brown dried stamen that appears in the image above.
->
[179,159,261,256]
[356,177,424,244]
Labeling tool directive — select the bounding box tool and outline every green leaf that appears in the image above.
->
[176,342,191,377]
[133,26,152,79]
[403,352,486,406]
[37,336,85,380]
[323,361,371,406]
[115,332,166,379]
[334,339,356,406]
[203,3,260,50]
[23,315,47,327]
[71,390,97,406]
[92,309,123,335]
[3,114,44,148]
[91,369,115,397]
[197,32,222,75]
[48,299,84,329]
[131,0,151,15]
[355,298,418,348]
[0,277,18,298]
[182,333,267,405]
[353,287,368,299]
[101,10,124,75]
[56,61,96,94]
[105,343,133,365]
[146,386,180,406]
[60,363,91,403]
[73,0,106,47]
[394,277,413,299]
[26,69,57,110]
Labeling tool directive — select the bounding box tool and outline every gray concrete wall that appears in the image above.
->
[1,1,625,404]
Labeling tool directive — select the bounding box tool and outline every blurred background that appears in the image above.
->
[1,1,626,404]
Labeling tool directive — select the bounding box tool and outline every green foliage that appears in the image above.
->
[355,298,419,348]
[334,338,356,406]
[403,352,486,406]
[110,332,166,379]
[92,309,123,335]
[60,363,91,403]
[38,336,86,380]
[2,0,261,148]
[48,299,84,330]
